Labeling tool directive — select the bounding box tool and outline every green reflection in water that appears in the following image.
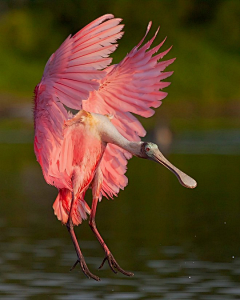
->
[1,143,240,265]
[1,142,240,298]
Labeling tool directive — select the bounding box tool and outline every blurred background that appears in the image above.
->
[0,0,240,299]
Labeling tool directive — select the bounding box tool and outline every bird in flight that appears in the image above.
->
[34,14,197,281]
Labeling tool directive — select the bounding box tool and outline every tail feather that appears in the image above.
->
[53,188,91,225]
[72,197,91,226]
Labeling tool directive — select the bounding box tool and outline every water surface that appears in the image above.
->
[0,130,240,299]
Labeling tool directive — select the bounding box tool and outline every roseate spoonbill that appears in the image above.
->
[34,14,197,281]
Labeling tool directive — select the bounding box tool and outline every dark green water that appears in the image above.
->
[1,136,240,299]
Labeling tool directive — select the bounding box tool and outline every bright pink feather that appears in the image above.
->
[83,21,175,199]
[34,14,123,192]
[34,15,174,224]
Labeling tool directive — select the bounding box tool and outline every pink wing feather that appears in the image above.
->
[83,22,175,199]
[40,14,124,109]
[34,14,124,188]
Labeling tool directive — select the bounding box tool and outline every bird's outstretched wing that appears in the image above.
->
[34,14,124,188]
[83,22,175,199]
[40,14,124,109]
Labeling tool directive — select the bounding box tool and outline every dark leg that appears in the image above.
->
[65,191,100,282]
[66,218,100,281]
[89,197,134,277]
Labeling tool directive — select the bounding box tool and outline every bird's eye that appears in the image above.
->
[145,147,150,152]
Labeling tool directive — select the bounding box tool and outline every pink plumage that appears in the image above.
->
[34,14,196,281]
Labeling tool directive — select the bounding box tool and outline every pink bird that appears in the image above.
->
[34,14,197,281]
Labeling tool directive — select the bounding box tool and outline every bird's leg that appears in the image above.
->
[89,169,133,276]
[66,201,100,281]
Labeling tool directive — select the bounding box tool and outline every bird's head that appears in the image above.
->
[140,142,197,189]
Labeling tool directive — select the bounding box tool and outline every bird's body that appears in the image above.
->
[34,14,197,281]
[53,111,106,225]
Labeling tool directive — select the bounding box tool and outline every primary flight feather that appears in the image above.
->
[34,14,197,281]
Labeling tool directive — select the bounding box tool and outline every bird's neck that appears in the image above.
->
[123,140,143,157]
[107,133,143,157]
[94,113,144,157]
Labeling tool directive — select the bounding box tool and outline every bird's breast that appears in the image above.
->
[66,119,105,174]
[65,122,106,194]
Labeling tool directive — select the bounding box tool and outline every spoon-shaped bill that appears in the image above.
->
[152,149,197,189]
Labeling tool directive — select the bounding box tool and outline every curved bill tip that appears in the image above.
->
[178,173,197,189]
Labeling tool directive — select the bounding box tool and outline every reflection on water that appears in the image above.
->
[1,231,240,299]
[0,130,240,299]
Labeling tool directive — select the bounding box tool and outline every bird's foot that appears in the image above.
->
[99,252,134,277]
[71,259,100,281]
